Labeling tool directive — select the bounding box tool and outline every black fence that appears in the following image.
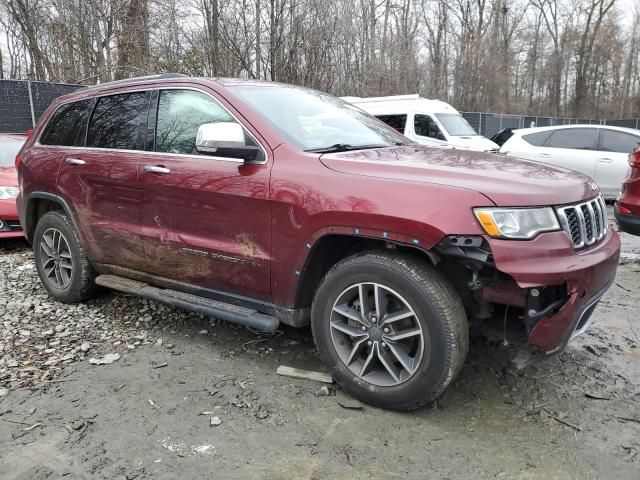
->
[462,112,640,139]
[0,80,85,134]
[2,80,640,139]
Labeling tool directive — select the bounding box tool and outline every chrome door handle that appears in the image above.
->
[65,158,86,165]
[143,165,171,174]
[598,158,613,163]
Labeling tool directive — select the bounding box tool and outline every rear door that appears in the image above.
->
[596,128,640,198]
[535,128,600,180]
[138,88,272,300]
[55,91,148,269]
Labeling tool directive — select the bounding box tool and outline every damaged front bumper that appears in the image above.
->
[487,229,620,353]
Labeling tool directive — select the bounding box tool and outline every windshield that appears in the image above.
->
[434,113,478,136]
[228,85,408,151]
[0,138,25,166]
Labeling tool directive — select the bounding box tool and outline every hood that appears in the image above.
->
[320,146,598,207]
[0,166,17,187]
[446,135,499,152]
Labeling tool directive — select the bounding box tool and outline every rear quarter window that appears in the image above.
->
[40,100,93,146]
[375,114,407,134]
[521,131,552,147]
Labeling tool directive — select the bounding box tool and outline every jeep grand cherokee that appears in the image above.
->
[16,74,620,410]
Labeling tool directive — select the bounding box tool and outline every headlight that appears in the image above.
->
[473,207,560,239]
[0,186,19,200]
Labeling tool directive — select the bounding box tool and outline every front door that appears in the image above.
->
[138,88,272,300]
[55,92,148,269]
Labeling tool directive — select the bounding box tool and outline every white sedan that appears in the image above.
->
[495,124,640,200]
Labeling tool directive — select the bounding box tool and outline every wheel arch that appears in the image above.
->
[24,192,78,243]
[293,232,440,311]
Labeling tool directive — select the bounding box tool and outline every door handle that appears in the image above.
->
[598,158,614,163]
[65,158,86,166]
[143,165,171,174]
[538,153,551,158]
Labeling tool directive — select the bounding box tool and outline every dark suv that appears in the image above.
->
[17,74,620,410]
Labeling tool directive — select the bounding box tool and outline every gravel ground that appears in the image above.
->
[1,221,639,479]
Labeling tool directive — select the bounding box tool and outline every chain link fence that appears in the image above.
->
[0,80,85,134]
[2,80,640,139]
[462,112,640,139]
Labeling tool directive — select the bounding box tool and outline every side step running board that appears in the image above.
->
[95,275,279,332]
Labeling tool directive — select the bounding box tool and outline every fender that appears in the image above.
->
[23,192,80,243]
[274,222,447,310]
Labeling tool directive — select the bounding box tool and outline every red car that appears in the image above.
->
[615,145,640,235]
[0,133,26,238]
[16,75,620,409]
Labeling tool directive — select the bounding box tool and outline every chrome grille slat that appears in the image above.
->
[593,200,604,239]
[555,195,607,249]
[599,196,608,232]
[585,202,596,244]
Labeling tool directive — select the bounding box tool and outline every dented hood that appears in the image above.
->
[320,145,598,207]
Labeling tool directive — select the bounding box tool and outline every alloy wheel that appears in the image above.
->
[329,282,425,387]
[39,227,73,289]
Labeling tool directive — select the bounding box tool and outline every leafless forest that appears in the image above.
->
[1,0,639,118]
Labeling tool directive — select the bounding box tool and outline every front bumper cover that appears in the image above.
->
[0,199,23,238]
[488,229,620,353]
[614,209,640,236]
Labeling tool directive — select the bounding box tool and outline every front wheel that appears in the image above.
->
[311,251,468,410]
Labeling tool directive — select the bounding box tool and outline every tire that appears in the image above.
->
[311,251,468,410]
[33,211,97,303]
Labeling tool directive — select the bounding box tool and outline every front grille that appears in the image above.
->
[556,196,607,249]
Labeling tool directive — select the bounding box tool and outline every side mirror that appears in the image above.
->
[195,122,261,162]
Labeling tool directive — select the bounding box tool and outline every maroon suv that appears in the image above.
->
[615,145,640,235]
[16,74,620,410]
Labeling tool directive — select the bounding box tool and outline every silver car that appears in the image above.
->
[496,124,640,200]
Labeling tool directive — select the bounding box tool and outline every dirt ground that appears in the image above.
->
[1,226,639,479]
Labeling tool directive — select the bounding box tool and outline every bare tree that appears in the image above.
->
[0,0,638,119]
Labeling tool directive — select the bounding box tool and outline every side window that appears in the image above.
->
[414,114,445,140]
[155,89,240,155]
[492,129,514,146]
[40,100,92,146]
[546,128,598,150]
[600,130,640,154]
[376,114,407,134]
[87,92,147,150]
[522,131,552,147]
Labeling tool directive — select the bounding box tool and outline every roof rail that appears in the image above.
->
[90,73,188,88]
[347,94,422,103]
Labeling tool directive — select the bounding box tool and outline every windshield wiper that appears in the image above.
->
[305,143,389,153]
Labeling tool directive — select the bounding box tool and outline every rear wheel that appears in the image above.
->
[33,211,97,303]
[311,251,468,410]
